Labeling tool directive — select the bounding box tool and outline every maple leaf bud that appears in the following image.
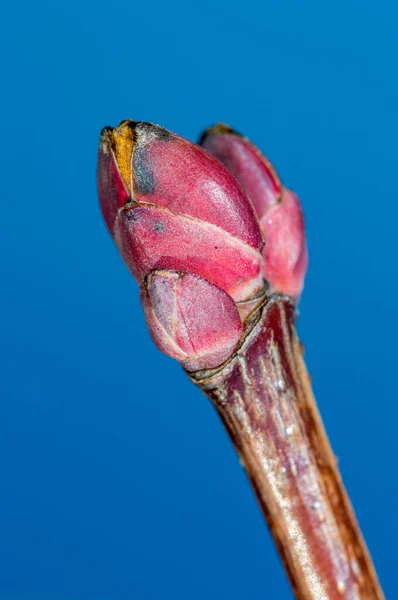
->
[141,271,243,371]
[97,121,265,303]
[200,124,308,298]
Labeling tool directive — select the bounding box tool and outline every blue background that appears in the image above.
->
[1,1,396,598]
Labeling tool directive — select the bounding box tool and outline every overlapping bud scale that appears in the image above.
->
[141,271,242,372]
[200,124,308,298]
[97,120,307,371]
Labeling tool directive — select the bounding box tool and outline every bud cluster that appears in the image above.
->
[97,120,307,371]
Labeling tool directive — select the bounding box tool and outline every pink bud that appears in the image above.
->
[97,121,265,303]
[141,271,243,371]
[200,124,308,298]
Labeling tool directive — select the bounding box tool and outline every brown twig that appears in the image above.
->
[191,294,384,600]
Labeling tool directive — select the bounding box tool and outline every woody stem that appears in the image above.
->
[191,296,384,600]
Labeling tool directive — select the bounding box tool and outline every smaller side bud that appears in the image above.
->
[200,123,282,217]
[200,124,308,298]
[140,271,242,372]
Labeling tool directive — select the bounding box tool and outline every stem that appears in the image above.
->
[191,295,384,600]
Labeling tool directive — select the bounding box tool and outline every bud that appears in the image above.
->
[97,121,265,303]
[200,124,308,298]
[141,271,242,372]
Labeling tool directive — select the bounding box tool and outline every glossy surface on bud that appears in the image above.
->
[97,121,265,303]
[141,271,243,372]
[200,124,308,298]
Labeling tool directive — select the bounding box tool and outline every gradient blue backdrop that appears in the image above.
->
[1,1,396,598]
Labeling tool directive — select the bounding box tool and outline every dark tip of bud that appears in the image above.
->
[99,126,113,152]
[134,122,173,143]
[198,122,242,146]
[114,120,173,142]
[117,119,140,130]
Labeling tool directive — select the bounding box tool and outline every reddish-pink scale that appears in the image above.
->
[141,271,243,371]
[200,125,308,298]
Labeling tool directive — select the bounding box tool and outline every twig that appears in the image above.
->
[192,295,384,600]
